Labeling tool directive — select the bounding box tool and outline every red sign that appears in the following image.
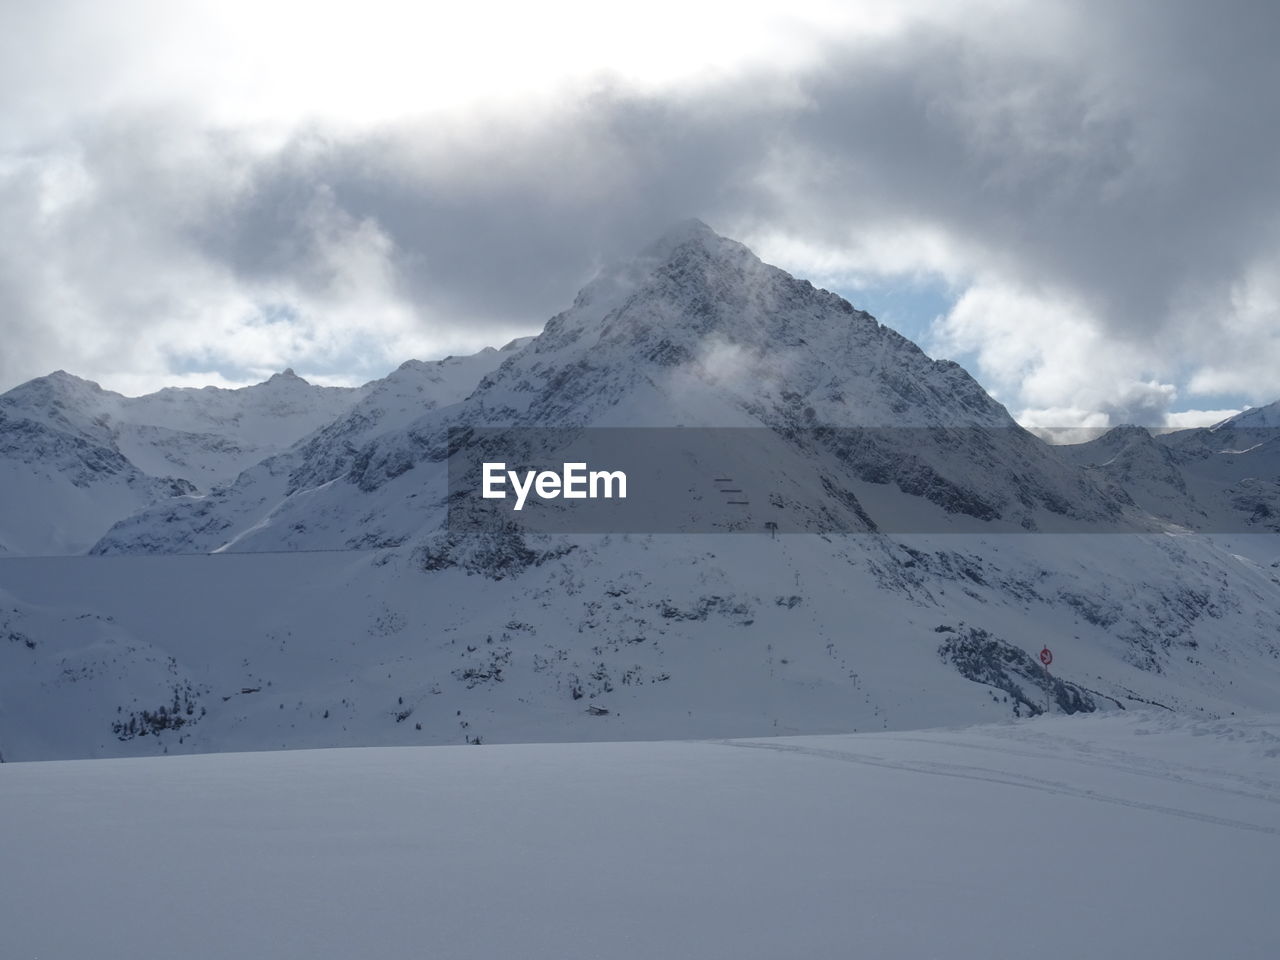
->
[1040,647,1053,667]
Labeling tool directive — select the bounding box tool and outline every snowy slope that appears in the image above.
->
[2,712,1278,959]
[286,339,532,496]
[110,370,370,486]
[1059,425,1206,526]
[4,522,1279,762]
[0,402,196,556]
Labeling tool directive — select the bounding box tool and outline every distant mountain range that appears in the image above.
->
[0,344,527,555]
[1,221,1278,761]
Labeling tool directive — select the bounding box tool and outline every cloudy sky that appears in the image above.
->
[2,0,1277,428]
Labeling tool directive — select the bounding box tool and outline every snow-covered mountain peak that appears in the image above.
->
[1084,424,1158,453]
[1060,422,1180,476]
[264,368,306,385]
[467,221,1015,435]
[560,219,759,325]
[1106,423,1151,436]
[41,369,106,392]
[2,371,114,428]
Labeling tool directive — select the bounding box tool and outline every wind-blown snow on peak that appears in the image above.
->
[472,219,1013,432]
[652,215,718,245]
[559,218,754,328]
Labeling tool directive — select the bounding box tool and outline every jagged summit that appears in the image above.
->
[481,219,1014,434]
[575,219,872,344]
[562,218,751,320]
[1060,421,1187,489]
[1073,423,1159,452]
[1107,423,1152,435]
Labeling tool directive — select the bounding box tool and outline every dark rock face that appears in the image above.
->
[938,625,1097,717]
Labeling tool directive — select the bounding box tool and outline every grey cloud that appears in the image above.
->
[1098,382,1180,428]
[186,97,773,325]
[772,3,1280,342]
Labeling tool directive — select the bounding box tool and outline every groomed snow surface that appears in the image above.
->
[3,711,1278,959]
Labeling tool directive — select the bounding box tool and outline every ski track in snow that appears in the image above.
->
[716,735,1280,836]
[873,730,1280,806]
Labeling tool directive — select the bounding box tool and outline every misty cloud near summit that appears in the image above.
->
[1,0,1278,427]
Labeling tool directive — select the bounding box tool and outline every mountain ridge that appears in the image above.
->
[92,221,1150,556]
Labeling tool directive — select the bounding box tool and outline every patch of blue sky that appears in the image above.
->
[829,276,958,355]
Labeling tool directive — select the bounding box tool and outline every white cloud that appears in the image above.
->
[928,282,1180,427]
[1161,408,1240,431]
[743,222,973,290]
[1181,256,1280,403]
